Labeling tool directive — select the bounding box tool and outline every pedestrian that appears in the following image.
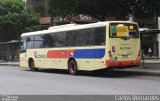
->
[148,48,152,57]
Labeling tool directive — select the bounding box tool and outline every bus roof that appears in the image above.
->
[21,21,138,37]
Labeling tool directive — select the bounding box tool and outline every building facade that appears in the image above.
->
[27,0,48,17]
[26,0,51,29]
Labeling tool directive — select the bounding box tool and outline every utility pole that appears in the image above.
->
[158,17,160,58]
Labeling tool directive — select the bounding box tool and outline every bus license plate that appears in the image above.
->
[122,54,128,58]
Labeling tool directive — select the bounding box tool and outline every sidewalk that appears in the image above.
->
[0,61,19,66]
[0,60,160,76]
[110,59,160,76]
[114,66,160,76]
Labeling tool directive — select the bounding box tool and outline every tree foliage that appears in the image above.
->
[48,0,78,19]
[77,0,120,20]
[0,0,40,41]
[120,0,160,18]
[48,0,120,21]
[47,0,160,21]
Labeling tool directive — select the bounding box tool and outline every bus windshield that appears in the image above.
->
[110,23,139,38]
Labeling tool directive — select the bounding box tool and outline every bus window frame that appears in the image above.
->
[20,37,27,53]
[20,26,107,50]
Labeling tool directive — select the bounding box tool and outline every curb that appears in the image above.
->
[0,63,19,66]
[113,69,160,76]
[0,62,160,76]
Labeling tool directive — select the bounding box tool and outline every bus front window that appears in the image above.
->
[20,37,27,53]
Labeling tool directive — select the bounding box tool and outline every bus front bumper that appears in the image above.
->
[106,59,141,68]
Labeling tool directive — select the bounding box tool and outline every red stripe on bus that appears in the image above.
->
[106,60,141,67]
[47,50,75,58]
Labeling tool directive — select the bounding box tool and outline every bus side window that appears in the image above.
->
[43,34,53,48]
[34,35,44,48]
[86,28,95,46]
[95,27,106,45]
[54,32,66,47]
[78,29,87,46]
[27,36,34,49]
[78,28,94,46]
[66,30,78,46]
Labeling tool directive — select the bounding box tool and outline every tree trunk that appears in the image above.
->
[50,15,53,26]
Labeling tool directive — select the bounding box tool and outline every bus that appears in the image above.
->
[20,21,141,75]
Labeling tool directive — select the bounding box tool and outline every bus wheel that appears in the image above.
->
[68,60,78,75]
[29,59,38,71]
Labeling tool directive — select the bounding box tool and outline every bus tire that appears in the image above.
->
[28,59,38,71]
[68,59,78,75]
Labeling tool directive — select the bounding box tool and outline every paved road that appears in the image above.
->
[0,66,160,95]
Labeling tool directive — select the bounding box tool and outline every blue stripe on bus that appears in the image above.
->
[73,49,105,59]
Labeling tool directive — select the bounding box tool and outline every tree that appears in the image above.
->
[120,0,160,24]
[47,0,160,25]
[0,0,40,42]
[77,0,120,20]
[142,0,160,28]
[48,0,122,22]
[120,0,145,21]
[48,0,78,25]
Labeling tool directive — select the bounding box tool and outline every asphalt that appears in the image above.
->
[0,60,160,76]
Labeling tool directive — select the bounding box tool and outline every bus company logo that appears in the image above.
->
[34,51,47,58]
